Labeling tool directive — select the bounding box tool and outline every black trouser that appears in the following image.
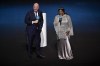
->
[26,27,41,56]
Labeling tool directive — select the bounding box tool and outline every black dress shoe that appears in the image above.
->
[37,54,45,59]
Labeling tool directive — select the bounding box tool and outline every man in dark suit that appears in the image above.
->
[25,3,45,58]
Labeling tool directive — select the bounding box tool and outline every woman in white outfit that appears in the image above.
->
[53,8,74,60]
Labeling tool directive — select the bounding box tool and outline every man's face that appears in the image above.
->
[33,3,39,12]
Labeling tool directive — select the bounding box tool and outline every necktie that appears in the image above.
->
[35,12,37,17]
[36,12,40,20]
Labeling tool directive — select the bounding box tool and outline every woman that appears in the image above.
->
[53,8,74,60]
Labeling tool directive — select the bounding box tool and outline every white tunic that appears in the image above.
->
[54,14,74,39]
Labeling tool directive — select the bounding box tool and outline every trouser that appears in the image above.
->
[26,28,41,56]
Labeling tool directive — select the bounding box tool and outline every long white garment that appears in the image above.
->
[40,13,47,47]
[54,14,74,60]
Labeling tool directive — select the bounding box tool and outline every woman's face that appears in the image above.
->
[59,10,64,15]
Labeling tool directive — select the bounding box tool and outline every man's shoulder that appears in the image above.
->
[28,9,34,13]
[38,10,43,13]
[26,9,34,15]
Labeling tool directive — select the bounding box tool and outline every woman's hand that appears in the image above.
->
[66,31,70,36]
[54,22,59,26]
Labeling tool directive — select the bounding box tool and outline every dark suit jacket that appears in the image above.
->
[25,10,43,31]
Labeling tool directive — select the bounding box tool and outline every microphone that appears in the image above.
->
[36,16,40,20]
[59,16,62,25]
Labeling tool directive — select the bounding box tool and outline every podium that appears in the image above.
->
[40,13,47,47]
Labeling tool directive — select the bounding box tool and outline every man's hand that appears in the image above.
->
[32,20,38,24]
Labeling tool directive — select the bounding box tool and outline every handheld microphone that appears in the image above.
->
[36,16,40,20]
[59,16,62,25]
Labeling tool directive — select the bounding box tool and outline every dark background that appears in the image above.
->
[0,0,100,66]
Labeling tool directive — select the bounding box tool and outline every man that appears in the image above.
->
[25,3,45,58]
